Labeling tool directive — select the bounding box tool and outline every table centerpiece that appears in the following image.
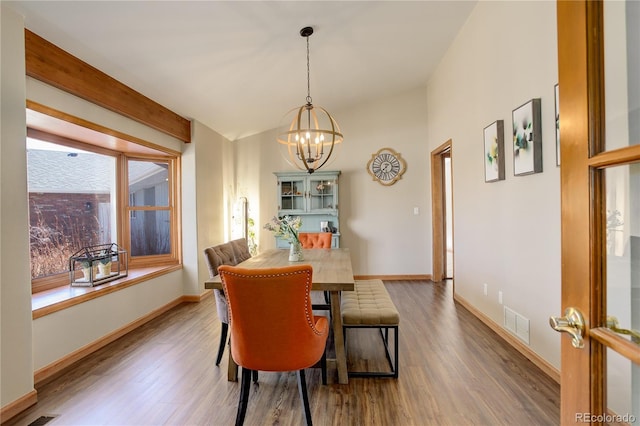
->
[264,215,303,261]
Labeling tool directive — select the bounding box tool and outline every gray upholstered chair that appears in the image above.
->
[230,238,252,263]
[203,242,237,366]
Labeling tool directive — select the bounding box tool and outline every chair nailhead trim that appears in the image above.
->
[221,269,324,335]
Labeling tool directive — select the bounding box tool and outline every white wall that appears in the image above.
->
[234,88,431,276]
[1,4,35,409]
[191,119,233,288]
[426,1,561,368]
[32,272,183,369]
[232,128,280,255]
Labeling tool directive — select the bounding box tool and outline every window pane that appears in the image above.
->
[604,0,640,149]
[130,210,171,256]
[605,163,640,338]
[27,139,115,279]
[128,160,169,207]
[606,348,639,423]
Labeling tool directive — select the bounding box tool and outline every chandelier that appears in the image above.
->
[277,26,343,174]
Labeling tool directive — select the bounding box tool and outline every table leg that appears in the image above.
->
[227,350,238,382]
[330,290,349,384]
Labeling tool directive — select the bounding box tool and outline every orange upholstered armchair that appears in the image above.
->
[219,265,329,426]
[298,232,332,249]
[299,232,333,307]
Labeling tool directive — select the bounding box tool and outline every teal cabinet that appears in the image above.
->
[274,171,341,248]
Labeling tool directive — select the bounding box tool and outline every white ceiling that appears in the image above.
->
[6,1,477,141]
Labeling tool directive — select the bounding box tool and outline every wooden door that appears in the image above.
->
[555,0,640,424]
[431,140,452,283]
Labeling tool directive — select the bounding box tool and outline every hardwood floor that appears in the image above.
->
[6,281,559,426]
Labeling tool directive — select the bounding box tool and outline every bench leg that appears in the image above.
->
[344,325,398,378]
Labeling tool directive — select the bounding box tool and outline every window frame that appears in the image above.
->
[27,103,182,294]
[122,155,179,269]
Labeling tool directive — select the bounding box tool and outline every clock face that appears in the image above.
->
[367,148,406,186]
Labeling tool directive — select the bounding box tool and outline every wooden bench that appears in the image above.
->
[341,279,399,378]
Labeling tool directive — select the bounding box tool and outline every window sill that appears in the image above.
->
[32,264,182,319]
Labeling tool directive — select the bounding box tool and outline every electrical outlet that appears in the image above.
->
[483,283,488,296]
[498,291,503,304]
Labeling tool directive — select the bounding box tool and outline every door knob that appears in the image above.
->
[606,316,640,344]
[549,307,585,348]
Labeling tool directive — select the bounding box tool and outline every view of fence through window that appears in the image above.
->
[27,139,115,279]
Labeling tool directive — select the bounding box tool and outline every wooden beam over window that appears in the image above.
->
[25,29,191,143]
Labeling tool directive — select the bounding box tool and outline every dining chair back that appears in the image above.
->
[219,264,328,426]
[213,242,236,266]
[230,238,252,263]
[299,232,332,249]
[203,242,237,366]
[299,232,333,308]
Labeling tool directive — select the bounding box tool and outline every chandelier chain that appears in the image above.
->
[306,34,312,105]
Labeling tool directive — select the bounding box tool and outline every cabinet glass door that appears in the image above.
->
[279,178,305,212]
[309,178,336,211]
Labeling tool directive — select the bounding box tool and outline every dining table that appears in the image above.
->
[204,247,355,384]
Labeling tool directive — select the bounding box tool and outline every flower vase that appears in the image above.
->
[289,241,304,261]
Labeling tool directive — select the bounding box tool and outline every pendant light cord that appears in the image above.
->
[306,34,312,105]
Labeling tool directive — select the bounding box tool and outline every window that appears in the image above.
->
[27,115,181,293]
[27,140,116,284]
[126,159,173,258]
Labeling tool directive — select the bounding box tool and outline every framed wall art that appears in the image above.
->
[555,84,560,166]
[512,98,542,176]
[483,120,505,182]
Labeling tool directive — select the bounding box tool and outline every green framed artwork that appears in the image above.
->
[512,98,542,176]
[483,120,505,182]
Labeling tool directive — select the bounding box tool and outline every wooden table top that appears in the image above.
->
[205,248,355,292]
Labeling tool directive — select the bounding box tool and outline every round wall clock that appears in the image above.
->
[366,147,407,186]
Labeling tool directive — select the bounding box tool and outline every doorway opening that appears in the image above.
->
[431,140,454,282]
